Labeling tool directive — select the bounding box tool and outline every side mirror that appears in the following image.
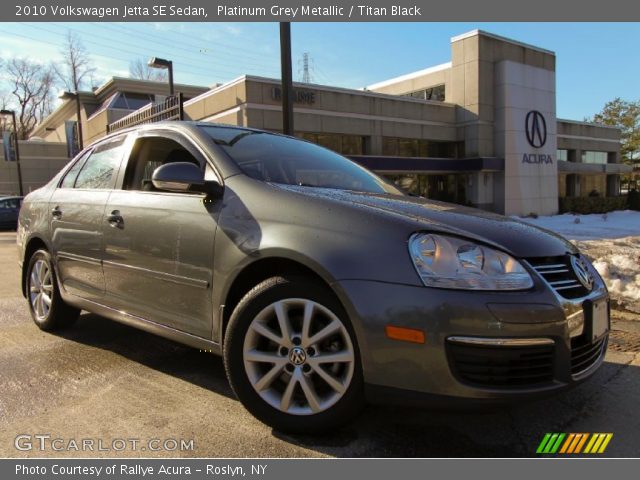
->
[152,162,205,193]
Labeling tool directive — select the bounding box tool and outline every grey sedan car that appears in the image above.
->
[17,122,609,433]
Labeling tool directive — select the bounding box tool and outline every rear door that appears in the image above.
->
[101,129,221,338]
[49,135,130,301]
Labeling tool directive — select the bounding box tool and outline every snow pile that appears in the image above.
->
[519,210,640,241]
[518,211,640,313]
[584,238,640,313]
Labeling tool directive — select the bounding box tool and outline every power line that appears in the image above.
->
[90,23,280,71]
[18,24,219,79]
[40,23,278,79]
[141,22,278,62]
[0,28,215,82]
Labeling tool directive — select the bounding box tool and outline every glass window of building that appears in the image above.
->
[403,85,445,102]
[382,137,461,158]
[299,133,365,155]
[384,173,469,205]
[111,92,155,110]
[581,151,608,164]
[557,149,568,161]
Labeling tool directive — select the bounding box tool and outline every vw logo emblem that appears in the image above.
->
[525,110,547,148]
[289,346,307,365]
[571,256,594,291]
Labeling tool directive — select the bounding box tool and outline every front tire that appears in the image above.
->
[26,249,79,331]
[224,276,364,434]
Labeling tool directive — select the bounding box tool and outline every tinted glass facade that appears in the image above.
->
[299,133,365,155]
[382,137,461,158]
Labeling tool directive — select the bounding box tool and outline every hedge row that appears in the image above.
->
[559,196,630,214]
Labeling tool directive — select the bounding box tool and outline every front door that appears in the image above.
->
[49,136,128,301]
[101,132,221,338]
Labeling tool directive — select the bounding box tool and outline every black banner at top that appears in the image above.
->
[5,0,640,21]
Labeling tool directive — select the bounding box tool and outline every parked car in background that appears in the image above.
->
[16,122,609,433]
[0,196,22,230]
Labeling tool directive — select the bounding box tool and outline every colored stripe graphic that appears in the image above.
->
[549,433,565,453]
[584,434,599,453]
[559,433,574,453]
[598,434,613,453]
[567,433,583,453]
[536,433,552,454]
[584,433,613,454]
[574,434,588,453]
[538,433,613,454]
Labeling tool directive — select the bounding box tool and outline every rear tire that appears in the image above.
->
[224,276,364,434]
[26,249,79,331]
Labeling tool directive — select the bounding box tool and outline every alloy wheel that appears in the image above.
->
[243,298,355,415]
[29,259,53,321]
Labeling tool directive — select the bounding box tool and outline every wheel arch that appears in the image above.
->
[21,235,51,298]
[218,252,351,345]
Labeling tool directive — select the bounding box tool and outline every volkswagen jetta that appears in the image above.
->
[17,122,609,433]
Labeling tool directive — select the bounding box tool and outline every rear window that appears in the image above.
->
[72,137,126,190]
[60,150,91,188]
[201,126,400,195]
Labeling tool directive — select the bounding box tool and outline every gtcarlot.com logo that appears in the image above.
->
[14,434,195,452]
[536,433,613,454]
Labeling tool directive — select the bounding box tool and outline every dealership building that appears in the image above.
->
[28,29,631,216]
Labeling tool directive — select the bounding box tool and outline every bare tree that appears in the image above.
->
[129,58,168,82]
[54,31,95,92]
[2,58,55,139]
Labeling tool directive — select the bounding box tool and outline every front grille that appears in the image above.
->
[447,341,555,388]
[526,256,590,299]
[571,335,607,375]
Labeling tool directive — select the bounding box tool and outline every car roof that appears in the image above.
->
[0,196,23,200]
[98,121,264,143]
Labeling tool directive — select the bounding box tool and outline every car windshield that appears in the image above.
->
[201,126,402,195]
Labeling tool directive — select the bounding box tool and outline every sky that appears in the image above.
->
[0,22,638,120]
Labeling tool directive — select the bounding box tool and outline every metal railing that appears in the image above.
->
[106,93,184,134]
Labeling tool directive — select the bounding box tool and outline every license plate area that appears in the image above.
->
[586,298,609,342]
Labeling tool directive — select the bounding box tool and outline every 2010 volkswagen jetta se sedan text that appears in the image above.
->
[17,122,609,433]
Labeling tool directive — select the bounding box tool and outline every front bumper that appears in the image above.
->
[334,278,609,404]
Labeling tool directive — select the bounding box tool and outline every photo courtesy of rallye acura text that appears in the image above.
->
[16,121,609,433]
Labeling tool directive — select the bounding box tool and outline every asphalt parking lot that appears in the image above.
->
[1,230,639,458]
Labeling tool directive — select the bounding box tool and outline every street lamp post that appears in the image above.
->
[58,91,84,151]
[0,109,24,196]
[279,23,294,135]
[148,57,174,97]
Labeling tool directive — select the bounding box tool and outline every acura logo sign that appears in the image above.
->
[525,110,547,148]
[571,256,594,291]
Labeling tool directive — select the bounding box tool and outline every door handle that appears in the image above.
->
[107,210,124,229]
[51,206,62,219]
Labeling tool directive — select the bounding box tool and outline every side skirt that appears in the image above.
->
[63,293,222,355]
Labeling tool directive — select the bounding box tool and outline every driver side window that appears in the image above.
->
[123,136,202,192]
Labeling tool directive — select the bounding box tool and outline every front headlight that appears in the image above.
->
[408,233,534,290]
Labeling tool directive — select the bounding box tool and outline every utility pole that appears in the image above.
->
[279,22,294,136]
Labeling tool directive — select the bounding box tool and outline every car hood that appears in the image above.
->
[273,184,576,258]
